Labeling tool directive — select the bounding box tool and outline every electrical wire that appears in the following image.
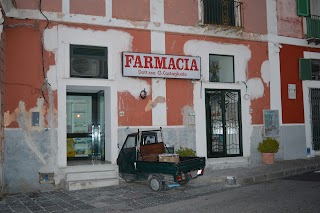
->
[39,0,51,103]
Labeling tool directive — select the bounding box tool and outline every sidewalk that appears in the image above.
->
[1,157,319,213]
[194,156,320,186]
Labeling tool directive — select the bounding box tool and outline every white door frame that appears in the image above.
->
[303,51,320,157]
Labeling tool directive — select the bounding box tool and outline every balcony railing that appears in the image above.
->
[203,0,243,28]
[306,15,320,45]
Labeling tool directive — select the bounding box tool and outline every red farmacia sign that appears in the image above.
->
[122,52,201,80]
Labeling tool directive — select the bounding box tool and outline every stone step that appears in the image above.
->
[63,164,118,173]
[206,157,249,170]
[67,178,119,191]
[66,170,118,181]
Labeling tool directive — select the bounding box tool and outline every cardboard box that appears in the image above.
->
[158,154,180,163]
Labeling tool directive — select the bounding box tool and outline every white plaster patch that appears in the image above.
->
[46,65,57,91]
[150,0,164,23]
[44,26,58,51]
[261,60,270,86]
[247,78,265,100]
[56,25,151,99]
[184,40,251,82]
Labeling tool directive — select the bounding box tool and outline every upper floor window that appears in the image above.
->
[209,54,234,83]
[70,45,108,79]
[297,0,320,16]
[203,0,243,27]
[297,0,320,44]
[299,58,320,80]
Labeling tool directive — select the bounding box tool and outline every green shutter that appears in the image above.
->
[297,0,310,16]
[299,58,312,80]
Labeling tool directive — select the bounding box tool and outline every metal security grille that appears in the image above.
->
[310,88,320,150]
[205,89,242,158]
[203,0,243,27]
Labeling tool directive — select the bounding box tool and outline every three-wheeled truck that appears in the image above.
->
[117,128,206,191]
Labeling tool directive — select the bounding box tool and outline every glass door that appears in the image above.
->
[67,91,105,165]
[205,89,243,158]
[92,91,105,162]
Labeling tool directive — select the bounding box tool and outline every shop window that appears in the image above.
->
[203,0,243,27]
[209,54,234,83]
[70,45,108,79]
[299,58,320,80]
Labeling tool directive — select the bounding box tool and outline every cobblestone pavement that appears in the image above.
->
[0,180,228,213]
[2,157,320,213]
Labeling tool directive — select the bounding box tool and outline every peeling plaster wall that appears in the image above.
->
[1,1,276,193]
[4,129,56,193]
[279,44,320,124]
[3,20,58,193]
[277,0,303,39]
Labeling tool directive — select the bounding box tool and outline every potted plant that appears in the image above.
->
[257,137,279,164]
[175,147,196,157]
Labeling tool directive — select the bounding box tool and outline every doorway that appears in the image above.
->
[205,89,243,158]
[310,88,320,151]
[66,91,106,165]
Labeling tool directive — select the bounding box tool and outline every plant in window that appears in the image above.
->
[209,61,220,82]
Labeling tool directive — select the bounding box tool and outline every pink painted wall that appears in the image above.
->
[164,0,198,26]
[15,0,62,12]
[112,0,150,21]
[242,0,267,34]
[70,0,105,16]
[277,0,304,38]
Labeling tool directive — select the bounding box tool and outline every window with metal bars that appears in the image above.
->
[203,0,243,27]
[309,88,320,151]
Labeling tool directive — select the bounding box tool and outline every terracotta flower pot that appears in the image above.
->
[262,153,275,164]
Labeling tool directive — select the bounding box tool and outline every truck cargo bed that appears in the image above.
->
[136,156,205,175]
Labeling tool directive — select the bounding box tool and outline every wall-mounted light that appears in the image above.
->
[140,89,147,99]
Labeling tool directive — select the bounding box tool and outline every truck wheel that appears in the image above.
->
[179,180,189,186]
[148,175,163,191]
[124,178,134,183]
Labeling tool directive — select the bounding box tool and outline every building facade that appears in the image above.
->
[0,0,318,193]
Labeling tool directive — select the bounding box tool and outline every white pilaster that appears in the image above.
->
[266,0,278,35]
[151,31,167,126]
[150,0,164,23]
[268,42,282,125]
[105,0,112,19]
[62,0,70,14]
[267,0,282,125]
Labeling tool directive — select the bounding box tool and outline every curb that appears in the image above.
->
[237,163,320,185]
